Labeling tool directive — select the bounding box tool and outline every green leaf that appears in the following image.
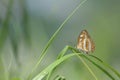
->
[90,55,120,79]
[32,53,78,80]
[29,0,88,77]
[82,54,115,80]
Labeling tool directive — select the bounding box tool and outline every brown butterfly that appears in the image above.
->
[76,29,95,53]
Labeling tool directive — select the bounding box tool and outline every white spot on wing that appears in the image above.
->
[83,35,87,51]
[80,34,84,37]
[88,39,91,51]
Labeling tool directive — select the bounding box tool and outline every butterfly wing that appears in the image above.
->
[76,30,94,53]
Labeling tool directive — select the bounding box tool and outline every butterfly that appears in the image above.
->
[76,29,95,53]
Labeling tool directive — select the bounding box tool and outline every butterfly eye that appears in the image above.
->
[76,29,94,53]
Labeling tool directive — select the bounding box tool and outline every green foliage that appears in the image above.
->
[0,0,120,80]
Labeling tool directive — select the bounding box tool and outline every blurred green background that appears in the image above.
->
[0,0,120,80]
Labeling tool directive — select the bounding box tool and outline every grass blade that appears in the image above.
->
[32,53,79,80]
[82,54,115,80]
[90,55,120,78]
[30,0,88,77]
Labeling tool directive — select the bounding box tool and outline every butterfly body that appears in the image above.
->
[76,30,94,53]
